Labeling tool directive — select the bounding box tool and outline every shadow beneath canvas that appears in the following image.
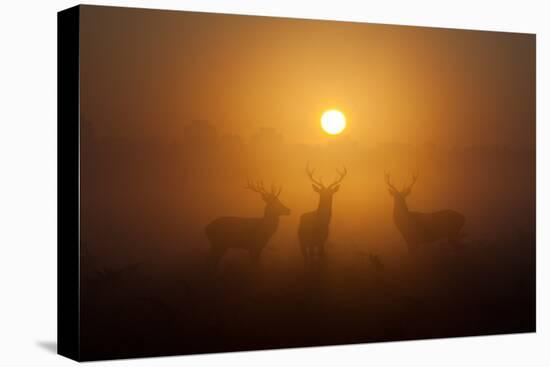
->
[36,341,57,354]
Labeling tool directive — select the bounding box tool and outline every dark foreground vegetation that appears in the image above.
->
[80,232,535,361]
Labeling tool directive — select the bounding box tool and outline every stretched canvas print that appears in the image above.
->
[58,5,536,361]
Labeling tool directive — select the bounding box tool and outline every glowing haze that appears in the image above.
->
[80,6,535,148]
[77,8,535,357]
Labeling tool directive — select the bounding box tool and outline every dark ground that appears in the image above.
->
[79,232,535,361]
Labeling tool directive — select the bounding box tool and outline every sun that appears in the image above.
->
[321,109,346,135]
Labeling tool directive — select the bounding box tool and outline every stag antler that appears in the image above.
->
[384,172,398,192]
[329,166,347,188]
[306,162,324,188]
[271,184,282,198]
[246,180,268,195]
[246,180,282,197]
[402,172,418,195]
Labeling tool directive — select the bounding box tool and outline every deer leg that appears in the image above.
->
[309,243,321,263]
[300,243,309,264]
[449,235,462,254]
[209,245,225,269]
[249,249,261,265]
[318,243,326,260]
[311,247,317,264]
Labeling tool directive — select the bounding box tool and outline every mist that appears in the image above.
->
[77,5,535,360]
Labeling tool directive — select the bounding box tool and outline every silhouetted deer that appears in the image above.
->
[205,181,290,267]
[298,163,347,263]
[385,172,465,252]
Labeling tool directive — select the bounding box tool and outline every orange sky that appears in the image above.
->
[80,5,535,148]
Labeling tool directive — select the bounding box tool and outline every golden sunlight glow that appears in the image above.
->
[321,109,346,135]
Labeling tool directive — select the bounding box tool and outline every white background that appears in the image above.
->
[0,0,548,365]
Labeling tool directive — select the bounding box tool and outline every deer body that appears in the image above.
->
[298,164,346,262]
[298,196,332,260]
[386,173,465,251]
[205,181,290,266]
[206,211,280,255]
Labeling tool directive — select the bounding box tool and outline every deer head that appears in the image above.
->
[385,172,418,207]
[246,180,290,216]
[306,163,347,199]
